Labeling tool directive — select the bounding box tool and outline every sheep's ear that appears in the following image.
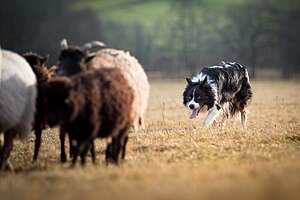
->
[82,41,106,51]
[186,78,192,85]
[41,54,49,64]
[60,38,68,50]
[85,53,95,63]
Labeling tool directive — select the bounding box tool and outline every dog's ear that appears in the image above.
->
[201,76,209,87]
[186,78,192,85]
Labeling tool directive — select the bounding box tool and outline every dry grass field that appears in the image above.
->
[0,80,299,200]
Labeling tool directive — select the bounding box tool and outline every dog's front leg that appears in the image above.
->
[203,105,220,127]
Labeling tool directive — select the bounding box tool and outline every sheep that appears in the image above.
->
[42,67,134,165]
[56,38,105,76]
[57,39,149,130]
[55,39,149,162]
[22,52,57,162]
[90,48,150,130]
[0,49,37,171]
[23,52,72,163]
[54,39,106,162]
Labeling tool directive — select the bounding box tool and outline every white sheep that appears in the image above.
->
[0,49,37,171]
[90,49,150,130]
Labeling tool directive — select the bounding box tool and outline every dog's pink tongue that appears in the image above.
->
[189,109,199,119]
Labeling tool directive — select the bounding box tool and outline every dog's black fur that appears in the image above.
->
[183,62,253,127]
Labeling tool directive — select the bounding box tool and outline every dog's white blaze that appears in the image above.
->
[203,105,220,126]
[186,88,200,109]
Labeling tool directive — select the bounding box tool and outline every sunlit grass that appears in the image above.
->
[0,80,299,200]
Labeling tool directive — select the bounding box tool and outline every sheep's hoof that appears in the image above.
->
[32,154,38,162]
[80,159,87,167]
[106,157,119,166]
[61,154,67,163]
[6,161,14,173]
[70,162,76,169]
[0,160,14,173]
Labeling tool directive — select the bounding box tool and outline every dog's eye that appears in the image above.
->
[196,96,202,100]
[188,95,193,100]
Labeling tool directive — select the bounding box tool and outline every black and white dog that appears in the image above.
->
[183,62,253,128]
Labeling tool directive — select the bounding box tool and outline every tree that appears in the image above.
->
[169,0,204,75]
[220,2,275,79]
[0,0,103,65]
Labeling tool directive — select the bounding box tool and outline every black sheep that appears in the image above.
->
[23,52,54,161]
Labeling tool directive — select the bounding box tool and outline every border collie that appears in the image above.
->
[183,62,253,128]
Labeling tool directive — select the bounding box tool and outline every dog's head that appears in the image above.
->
[183,77,215,119]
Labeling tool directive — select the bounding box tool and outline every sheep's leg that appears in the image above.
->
[111,137,121,165]
[73,140,88,167]
[121,136,128,160]
[59,126,67,163]
[105,142,113,165]
[0,131,15,171]
[72,141,81,167]
[80,142,90,166]
[69,135,74,159]
[90,141,96,164]
[33,122,42,162]
[112,125,130,164]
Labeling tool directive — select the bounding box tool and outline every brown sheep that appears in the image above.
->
[23,52,74,163]
[42,67,134,165]
[57,39,149,130]
[23,52,61,162]
[55,39,149,163]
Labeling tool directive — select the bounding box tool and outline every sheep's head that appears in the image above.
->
[43,77,73,127]
[57,39,105,76]
[23,52,48,75]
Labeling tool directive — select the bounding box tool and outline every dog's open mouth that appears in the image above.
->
[189,107,201,119]
[190,107,200,119]
[189,104,208,119]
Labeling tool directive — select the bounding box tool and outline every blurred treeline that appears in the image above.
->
[1,0,299,79]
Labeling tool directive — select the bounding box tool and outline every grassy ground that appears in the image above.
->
[0,80,299,200]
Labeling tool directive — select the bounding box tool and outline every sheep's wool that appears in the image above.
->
[0,50,37,140]
[90,49,150,129]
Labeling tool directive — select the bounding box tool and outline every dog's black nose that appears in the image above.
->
[189,104,195,109]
